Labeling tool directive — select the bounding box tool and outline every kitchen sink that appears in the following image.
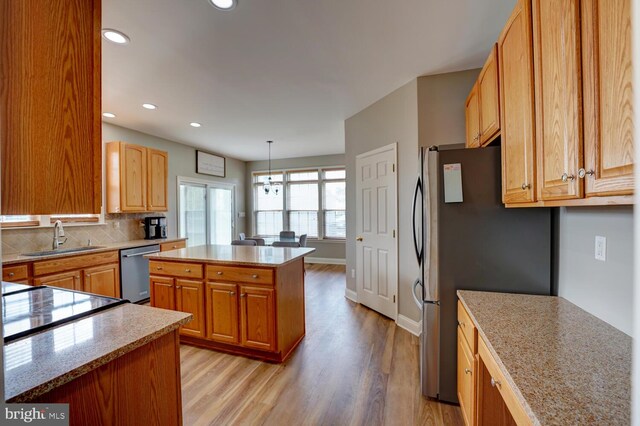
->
[21,246,106,257]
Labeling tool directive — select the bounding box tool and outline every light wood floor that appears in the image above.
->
[180,263,463,426]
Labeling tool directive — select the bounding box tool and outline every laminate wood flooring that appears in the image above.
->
[180,263,463,426]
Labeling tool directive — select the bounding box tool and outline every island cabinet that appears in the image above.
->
[149,256,306,363]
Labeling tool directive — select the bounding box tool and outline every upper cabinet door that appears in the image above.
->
[478,44,501,146]
[1,0,102,214]
[498,0,536,203]
[581,0,634,196]
[465,83,480,149]
[121,143,148,212]
[533,0,583,201]
[147,149,169,211]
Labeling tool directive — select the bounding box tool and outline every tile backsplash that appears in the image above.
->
[1,214,160,255]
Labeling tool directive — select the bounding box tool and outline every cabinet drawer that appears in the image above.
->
[478,337,530,425]
[458,300,477,352]
[206,265,273,285]
[160,240,186,252]
[33,251,119,276]
[3,264,29,282]
[150,261,203,279]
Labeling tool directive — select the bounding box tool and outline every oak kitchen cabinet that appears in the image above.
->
[106,142,169,213]
[31,251,120,298]
[465,45,501,149]
[498,0,633,207]
[498,0,537,204]
[0,0,102,215]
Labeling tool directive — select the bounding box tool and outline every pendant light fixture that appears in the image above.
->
[264,141,281,196]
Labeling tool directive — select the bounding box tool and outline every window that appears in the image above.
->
[252,167,346,239]
[0,214,100,228]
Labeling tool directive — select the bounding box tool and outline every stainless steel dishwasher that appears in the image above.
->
[120,244,160,303]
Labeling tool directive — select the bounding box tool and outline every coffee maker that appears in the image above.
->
[144,216,167,240]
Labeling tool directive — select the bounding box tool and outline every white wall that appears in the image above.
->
[102,123,247,239]
[245,154,346,261]
[557,207,634,336]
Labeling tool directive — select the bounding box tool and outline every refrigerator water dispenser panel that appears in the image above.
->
[443,163,463,203]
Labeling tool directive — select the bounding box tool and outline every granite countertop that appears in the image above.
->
[457,290,631,425]
[2,237,187,265]
[147,244,316,267]
[5,303,191,402]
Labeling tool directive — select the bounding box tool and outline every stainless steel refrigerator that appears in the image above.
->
[411,144,552,403]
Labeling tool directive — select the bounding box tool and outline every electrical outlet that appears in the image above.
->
[595,236,606,261]
[351,269,355,278]
[113,221,120,229]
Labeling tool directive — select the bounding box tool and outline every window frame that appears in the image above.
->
[252,166,345,240]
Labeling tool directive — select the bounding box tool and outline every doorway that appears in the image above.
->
[355,143,398,320]
[178,178,236,246]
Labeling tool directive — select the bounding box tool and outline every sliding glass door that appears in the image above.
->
[179,179,235,247]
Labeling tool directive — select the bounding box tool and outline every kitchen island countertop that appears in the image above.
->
[458,290,631,425]
[146,244,315,267]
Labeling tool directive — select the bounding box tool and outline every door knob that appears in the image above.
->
[356,237,363,242]
[217,271,223,275]
[252,274,258,279]
[464,368,472,375]
[241,293,246,298]
[578,168,595,179]
[490,377,501,387]
[561,173,575,182]
[521,183,531,190]
[229,291,235,296]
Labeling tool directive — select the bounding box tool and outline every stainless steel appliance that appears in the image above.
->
[144,216,167,240]
[120,244,160,303]
[412,145,552,403]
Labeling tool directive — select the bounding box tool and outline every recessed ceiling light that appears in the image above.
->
[190,122,202,128]
[102,112,116,118]
[209,0,236,10]
[142,103,157,110]
[102,29,130,45]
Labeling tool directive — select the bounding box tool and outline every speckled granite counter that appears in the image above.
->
[458,290,631,425]
[2,237,187,265]
[5,303,191,402]
[147,244,315,266]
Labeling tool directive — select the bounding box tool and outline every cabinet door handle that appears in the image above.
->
[241,293,246,298]
[521,183,531,190]
[464,368,472,375]
[86,274,90,278]
[217,271,223,275]
[252,274,258,279]
[185,269,191,273]
[172,245,177,249]
[458,321,465,328]
[156,267,163,270]
[561,173,575,182]
[490,377,501,387]
[8,272,14,277]
[229,291,235,296]
[578,168,595,179]
[176,286,181,289]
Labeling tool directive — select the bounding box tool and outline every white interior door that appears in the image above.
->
[355,144,398,320]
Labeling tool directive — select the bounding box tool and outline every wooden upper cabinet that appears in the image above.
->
[465,83,481,148]
[84,263,120,298]
[0,0,102,214]
[581,0,634,196]
[533,0,583,201]
[107,142,168,213]
[240,286,275,352]
[478,44,501,146]
[176,279,205,338]
[498,0,536,203]
[147,149,169,211]
[206,282,240,344]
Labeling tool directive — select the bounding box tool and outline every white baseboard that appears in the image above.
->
[304,257,346,265]
[344,288,358,302]
[396,314,422,337]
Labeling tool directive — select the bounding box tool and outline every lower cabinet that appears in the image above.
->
[34,271,82,291]
[84,263,120,298]
[457,329,476,426]
[150,275,205,338]
[239,285,275,352]
[206,282,240,344]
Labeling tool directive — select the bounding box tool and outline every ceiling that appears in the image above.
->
[102,0,515,161]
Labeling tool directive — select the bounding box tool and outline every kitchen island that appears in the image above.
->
[147,244,315,362]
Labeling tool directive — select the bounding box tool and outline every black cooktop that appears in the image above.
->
[2,286,127,343]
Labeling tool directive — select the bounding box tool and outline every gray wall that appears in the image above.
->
[556,207,634,335]
[102,123,247,239]
[345,79,419,321]
[245,154,346,260]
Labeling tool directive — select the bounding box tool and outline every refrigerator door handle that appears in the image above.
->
[412,278,423,309]
[412,177,423,266]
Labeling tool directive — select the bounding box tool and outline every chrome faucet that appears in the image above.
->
[52,220,67,250]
